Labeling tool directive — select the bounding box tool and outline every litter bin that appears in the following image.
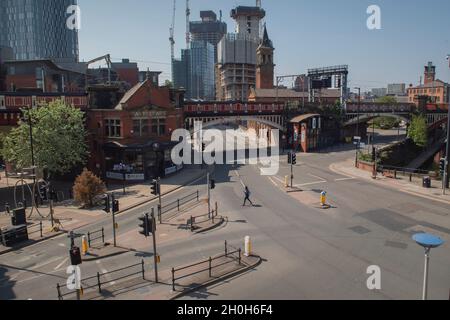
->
[422,176,431,188]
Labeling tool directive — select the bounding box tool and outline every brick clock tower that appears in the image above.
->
[256,25,275,89]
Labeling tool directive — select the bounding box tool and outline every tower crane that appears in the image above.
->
[186,0,190,49]
[169,0,176,63]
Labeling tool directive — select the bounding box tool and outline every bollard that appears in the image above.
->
[81,236,89,256]
[225,240,228,257]
[39,221,43,238]
[101,228,105,244]
[320,191,327,207]
[172,268,176,291]
[209,257,212,278]
[238,248,242,265]
[87,232,91,247]
[215,202,218,217]
[285,175,289,188]
[57,283,62,300]
[190,216,194,232]
[141,259,145,280]
[97,272,102,293]
[244,236,252,257]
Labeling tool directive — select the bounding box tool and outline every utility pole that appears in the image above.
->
[207,172,211,218]
[111,193,117,247]
[151,209,158,283]
[158,177,162,213]
[354,87,361,167]
[444,54,450,194]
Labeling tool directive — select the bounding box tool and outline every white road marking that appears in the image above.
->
[54,257,69,271]
[58,243,66,247]
[307,173,327,182]
[294,181,327,188]
[268,177,279,187]
[234,170,246,188]
[335,177,355,182]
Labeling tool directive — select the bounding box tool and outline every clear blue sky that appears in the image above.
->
[77,0,450,91]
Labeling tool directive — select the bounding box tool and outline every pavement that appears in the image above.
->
[2,128,450,300]
[0,166,208,255]
[331,158,450,205]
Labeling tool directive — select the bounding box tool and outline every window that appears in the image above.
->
[104,119,121,138]
[151,118,166,136]
[133,119,148,137]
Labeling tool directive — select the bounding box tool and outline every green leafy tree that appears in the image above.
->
[408,114,428,147]
[73,169,106,208]
[376,96,398,104]
[2,99,88,176]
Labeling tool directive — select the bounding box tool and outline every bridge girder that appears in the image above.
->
[343,113,411,127]
[185,115,285,133]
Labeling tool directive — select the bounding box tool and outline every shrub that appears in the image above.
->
[73,169,106,208]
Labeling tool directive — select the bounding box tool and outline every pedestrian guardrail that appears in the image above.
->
[158,190,200,223]
[27,222,43,238]
[171,241,242,291]
[188,204,219,232]
[56,260,146,300]
[87,227,105,247]
[378,165,436,181]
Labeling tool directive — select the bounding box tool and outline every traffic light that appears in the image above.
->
[440,158,446,175]
[210,179,216,190]
[202,143,206,152]
[69,246,82,266]
[138,213,152,237]
[112,200,120,213]
[103,194,111,213]
[151,180,160,196]
[291,153,297,165]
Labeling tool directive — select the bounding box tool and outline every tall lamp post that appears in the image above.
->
[354,87,361,167]
[25,107,36,185]
[443,54,450,195]
[412,233,444,300]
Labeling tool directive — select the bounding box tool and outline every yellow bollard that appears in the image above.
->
[320,191,327,207]
[285,175,289,188]
[245,236,252,257]
[81,235,89,256]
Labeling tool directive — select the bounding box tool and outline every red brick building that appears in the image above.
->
[86,79,184,181]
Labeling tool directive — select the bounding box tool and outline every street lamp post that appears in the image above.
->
[26,107,36,185]
[354,87,361,167]
[412,233,444,300]
[443,54,450,194]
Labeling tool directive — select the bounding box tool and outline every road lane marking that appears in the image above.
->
[268,177,279,187]
[294,181,327,188]
[54,257,69,271]
[335,177,355,182]
[307,173,327,182]
[58,243,66,247]
[234,170,246,188]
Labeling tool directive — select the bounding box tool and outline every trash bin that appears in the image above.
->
[422,176,431,188]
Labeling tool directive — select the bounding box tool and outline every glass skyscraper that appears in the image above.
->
[173,41,215,101]
[0,0,79,62]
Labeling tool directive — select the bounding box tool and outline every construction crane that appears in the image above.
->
[85,54,112,88]
[256,0,263,39]
[169,0,177,63]
[186,0,190,49]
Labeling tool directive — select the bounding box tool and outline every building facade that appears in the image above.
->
[189,11,227,64]
[387,83,406,96]
[173,41,215,101]
[0,0,79,62]
[256,26,274,90]
[407,62,450,105]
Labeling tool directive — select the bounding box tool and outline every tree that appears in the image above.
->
[73,169,106,208]
[375,96,398,104]
[408,114,428,147]
[2,99,88,176]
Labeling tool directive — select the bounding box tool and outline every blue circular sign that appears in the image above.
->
[413,233,444,249]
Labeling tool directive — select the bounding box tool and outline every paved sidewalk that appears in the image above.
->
[330,158,450,204]
[0,167,208,255]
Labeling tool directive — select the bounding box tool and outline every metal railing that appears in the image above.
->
[158,190,200,223]
[27,222,43,238]
[0,222,43,246]
[56,260,145,300]
[378,165,436,181]
[171,241,242,291]
[87,227,105,247]
[188,203,219,232]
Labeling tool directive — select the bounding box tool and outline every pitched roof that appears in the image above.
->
[115,80,147,110]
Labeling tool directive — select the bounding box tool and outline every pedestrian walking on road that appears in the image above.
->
[243,186,254,206]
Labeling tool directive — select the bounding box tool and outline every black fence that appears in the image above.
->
[87,227,105,247]
[158,190,200,223]
[377,165,436,181]
[56,260,145,300]
[188,204,219,232]
[171,241,242,291]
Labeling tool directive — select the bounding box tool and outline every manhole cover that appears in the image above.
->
[349,226,371,234]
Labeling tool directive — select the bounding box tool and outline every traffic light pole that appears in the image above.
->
[158,177,162,212]
[151,209,158,283]
[207,172,211,218]
[111,193,117,247]
[444,105,450,195]
[291,161,294,188]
